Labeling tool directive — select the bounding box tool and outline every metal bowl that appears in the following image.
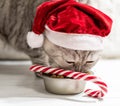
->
[42,76,86,95]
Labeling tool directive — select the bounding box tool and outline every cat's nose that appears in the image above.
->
[66,61,83,72]
[74,62,82,72]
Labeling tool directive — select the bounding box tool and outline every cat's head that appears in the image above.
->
[32,38,101,73]
[27,0,112,72]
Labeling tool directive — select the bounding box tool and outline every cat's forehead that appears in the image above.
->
[86,51,100,61]
[62,49,100,61]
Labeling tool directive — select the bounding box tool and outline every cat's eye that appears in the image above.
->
[86,61,94,64]
[66,61,74,64]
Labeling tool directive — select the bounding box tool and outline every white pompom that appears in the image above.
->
[26,32,44,48]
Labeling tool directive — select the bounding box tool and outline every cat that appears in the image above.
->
[0,0,103,74]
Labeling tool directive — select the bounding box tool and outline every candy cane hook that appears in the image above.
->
[30,64,108,98]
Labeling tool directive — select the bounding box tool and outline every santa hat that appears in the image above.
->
[27,0,112,50]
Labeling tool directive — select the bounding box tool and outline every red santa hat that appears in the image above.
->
[27,0,112,50]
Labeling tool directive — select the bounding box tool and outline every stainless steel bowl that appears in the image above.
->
[42,76,86,95]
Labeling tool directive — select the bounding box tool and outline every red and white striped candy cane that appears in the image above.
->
[30,64,108,98]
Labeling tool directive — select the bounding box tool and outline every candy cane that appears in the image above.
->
[30,64,108,98]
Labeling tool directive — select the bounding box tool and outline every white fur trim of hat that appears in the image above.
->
[27,32,44,48]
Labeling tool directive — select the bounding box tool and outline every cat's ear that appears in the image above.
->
[26,32,44,48]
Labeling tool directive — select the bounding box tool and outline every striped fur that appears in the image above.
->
[0,0,101,73]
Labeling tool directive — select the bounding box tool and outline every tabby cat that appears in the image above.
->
[0,0,101,73]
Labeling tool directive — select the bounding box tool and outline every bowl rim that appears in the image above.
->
[41,71,93,81]
[41,75,84,81]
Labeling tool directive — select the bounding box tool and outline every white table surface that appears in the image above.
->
[0,59,120,106]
